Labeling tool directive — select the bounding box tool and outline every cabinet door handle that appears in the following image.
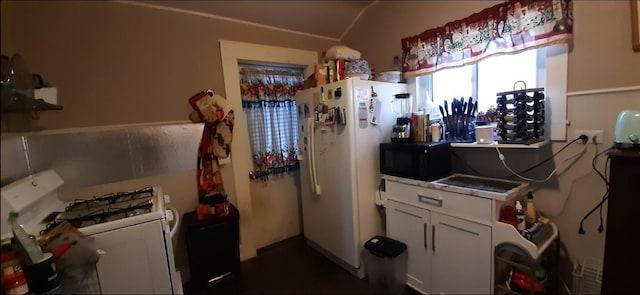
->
[432,224,436,253]
[417,194,443,207]
[423,222,428,249]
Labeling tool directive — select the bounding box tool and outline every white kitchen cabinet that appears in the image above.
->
[387,199,430,293]
[383,174,538,295]
[430,212,492,293]
[387,198,492,294]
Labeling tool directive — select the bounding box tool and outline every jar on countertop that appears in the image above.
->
[1,242,29,295]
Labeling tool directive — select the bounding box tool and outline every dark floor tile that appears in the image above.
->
[183,235,418,295]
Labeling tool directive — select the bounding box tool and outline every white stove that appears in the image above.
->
[1,169,183,294]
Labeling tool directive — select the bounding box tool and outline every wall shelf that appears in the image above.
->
[450,140,549,149]
[1,98,63,112]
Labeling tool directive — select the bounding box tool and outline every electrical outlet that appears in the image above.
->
[576,130,604,144]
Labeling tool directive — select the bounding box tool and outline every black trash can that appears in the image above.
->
[364,235,408,295]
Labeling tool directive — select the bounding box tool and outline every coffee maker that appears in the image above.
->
[391,93,414,143]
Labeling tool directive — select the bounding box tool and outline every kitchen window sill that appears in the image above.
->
[450,140,549,149]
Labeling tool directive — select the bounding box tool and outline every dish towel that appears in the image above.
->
[188,90,234,198]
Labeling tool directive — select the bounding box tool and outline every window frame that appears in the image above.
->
[408,44,568,142]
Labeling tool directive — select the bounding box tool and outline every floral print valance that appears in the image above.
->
[240,67,304,102]
[402,0,573,78]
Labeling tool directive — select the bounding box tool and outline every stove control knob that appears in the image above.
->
[164,194,172,204]
[165,209,174,221]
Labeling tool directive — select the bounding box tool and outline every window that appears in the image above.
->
[426,49,540,117]
[432,64,474,110]
[477,50,538,113]
[413,45,568,141]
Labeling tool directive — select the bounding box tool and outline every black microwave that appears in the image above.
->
[379,141,451,181]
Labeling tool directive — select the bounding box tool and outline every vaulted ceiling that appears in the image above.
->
[135,1,376,41]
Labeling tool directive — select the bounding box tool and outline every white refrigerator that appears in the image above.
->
[296,77,408,277]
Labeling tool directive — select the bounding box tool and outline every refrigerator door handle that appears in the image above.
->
[308,117,321,195]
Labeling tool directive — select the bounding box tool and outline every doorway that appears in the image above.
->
[219,40,317,260]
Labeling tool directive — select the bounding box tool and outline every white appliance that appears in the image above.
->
[614,110,640,149]
[0,169,183,294]
[296,77,407,277]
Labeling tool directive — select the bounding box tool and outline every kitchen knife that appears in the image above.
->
[452,98,458,116]
[472,98,478,116]
[444,100,449,117]
[454,101,460,140]
[450,99,455,134]
[444,100,452,140]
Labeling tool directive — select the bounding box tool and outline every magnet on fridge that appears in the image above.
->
[334,88,342,98]
[358,101,368,128]
[303,103,310,117]
[370,98,382,125]
[340,107,347,125]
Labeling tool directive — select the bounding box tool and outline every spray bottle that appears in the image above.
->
[526,192,537,225]
[515,201,526,234]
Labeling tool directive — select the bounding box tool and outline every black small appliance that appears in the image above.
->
[391,117,414,143]
[379,141,451,181]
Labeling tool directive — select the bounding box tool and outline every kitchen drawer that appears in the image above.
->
[385,180,492,222]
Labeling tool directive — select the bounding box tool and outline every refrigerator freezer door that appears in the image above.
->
[296,78,407,275]
[298,79,360,268]
[350,79,408,257]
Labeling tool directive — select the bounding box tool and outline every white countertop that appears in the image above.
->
[381,173,529,201]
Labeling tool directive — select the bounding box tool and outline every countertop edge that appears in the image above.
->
[381,174,529,201]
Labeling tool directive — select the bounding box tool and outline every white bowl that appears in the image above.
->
[379,71,402,83]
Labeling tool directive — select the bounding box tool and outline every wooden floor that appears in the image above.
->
[182,235,418,295]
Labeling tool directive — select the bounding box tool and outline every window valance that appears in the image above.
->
[401,0,573,78]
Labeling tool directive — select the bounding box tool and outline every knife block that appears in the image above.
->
[495,86,545,144]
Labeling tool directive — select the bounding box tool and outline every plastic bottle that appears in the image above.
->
[515,201,526,234]
[526,192,537,225]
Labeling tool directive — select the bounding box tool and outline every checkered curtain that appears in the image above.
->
[240,66,304,181]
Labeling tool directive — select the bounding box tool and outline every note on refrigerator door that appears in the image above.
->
[356,88,369,100]
[358,101,368,128]
[369,98,382,125]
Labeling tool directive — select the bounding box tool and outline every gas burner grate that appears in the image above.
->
[59,199,153,224]
[65,187,154,211]
[41,187,157,233]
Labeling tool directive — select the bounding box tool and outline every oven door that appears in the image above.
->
[87,218,180,294]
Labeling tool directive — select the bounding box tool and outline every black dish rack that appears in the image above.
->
[496,82,545,144]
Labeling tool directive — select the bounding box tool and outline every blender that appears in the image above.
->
[390,93,414,142]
